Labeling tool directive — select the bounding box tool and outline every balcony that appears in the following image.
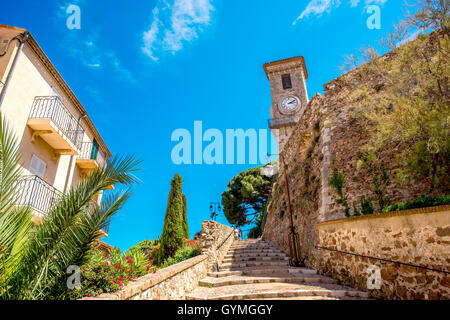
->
[268,116,299,129]
[17,175,62,219]
[17,175,110,235]
[27,96,84,158]
[76,142,108,175]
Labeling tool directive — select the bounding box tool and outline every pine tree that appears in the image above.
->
[181,193,189,238]
[157,174,185,264]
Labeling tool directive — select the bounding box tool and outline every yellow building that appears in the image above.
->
[0,24,113,235]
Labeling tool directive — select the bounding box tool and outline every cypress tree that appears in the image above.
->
[157,173,184,264]
[181,193,189,238]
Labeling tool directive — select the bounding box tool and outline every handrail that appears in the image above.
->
[315,245,450,275]
[216,229,234,251]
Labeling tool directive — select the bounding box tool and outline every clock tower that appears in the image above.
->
[264,56,309,152]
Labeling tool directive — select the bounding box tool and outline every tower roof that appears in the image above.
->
[263,56,308,80]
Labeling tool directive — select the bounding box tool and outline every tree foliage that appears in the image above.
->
[157,174,186,265]
[221,166,273,227]
[181,193,189,238]
[342,0,450,192]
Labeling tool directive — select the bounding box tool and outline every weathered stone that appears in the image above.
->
[436,227,450,237]
[381,265,398,281]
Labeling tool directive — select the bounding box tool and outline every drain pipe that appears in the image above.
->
[63,114,87,193]
[0,31,30,109]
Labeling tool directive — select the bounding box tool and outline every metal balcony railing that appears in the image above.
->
[29,96,84,149]
[268,116,298,129]
[17,175,62,216]
[79,142,107,168]
[16,175,111,235]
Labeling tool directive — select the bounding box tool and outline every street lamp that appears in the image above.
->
[262,154,303,267]
[209,202,222,221]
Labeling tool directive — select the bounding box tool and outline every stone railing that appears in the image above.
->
[82,221,234,300]
[315,205,450,300]
[200,220,235,272]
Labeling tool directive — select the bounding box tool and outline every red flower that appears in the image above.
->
[126,256,130,260]
[127,260,132,264]
[114,264,120,269]
[120,277,123,281]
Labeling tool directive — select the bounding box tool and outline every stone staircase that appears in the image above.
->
[187,239,370,300]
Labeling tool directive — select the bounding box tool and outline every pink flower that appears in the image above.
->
[126,256,130,260]
[127,260,132,264]
[120,277,123,281]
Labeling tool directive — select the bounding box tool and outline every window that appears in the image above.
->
[30,154,47,179]
[282,74,292,90]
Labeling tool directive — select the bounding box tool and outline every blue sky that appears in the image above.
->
[1,0,412,250]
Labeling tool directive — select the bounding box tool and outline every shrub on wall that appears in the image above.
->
[162,239,201,268]
[383,194,450,213]
[69,247,157,299]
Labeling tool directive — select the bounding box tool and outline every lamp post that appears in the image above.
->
[261,154,303,267]
[209,202,222,221]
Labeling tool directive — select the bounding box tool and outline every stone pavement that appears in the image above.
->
[187,239,370,300]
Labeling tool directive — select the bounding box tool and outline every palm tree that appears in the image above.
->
[0,116,140,299]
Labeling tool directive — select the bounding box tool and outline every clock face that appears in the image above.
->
[279,96,300,114]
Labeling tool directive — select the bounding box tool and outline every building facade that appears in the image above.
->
[0,25,112,231]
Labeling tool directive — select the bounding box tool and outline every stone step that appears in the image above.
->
[208,271,243,278]
[221,261,288,269]
[199,275,338,288]
[288,267,318,275]
[222,256,289,263]
[186,282,370,300]
[221,266,291,273]
[228,249,283,254]
[224,252,287,259]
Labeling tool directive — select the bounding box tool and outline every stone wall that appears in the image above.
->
[81,255,208,300]
[316,205,450,300]
[262,32,448,270]
[201,220,234,271]
[83,221,233,300]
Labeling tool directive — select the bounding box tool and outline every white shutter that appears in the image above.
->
[30,154,47,179]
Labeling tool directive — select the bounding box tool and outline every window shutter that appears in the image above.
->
[30,154,47,179]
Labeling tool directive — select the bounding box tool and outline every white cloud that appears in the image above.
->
[293,0,341,24]
[293,0,388,24]
[142,0,214,61]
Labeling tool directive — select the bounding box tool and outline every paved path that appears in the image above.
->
[187,239,370,300]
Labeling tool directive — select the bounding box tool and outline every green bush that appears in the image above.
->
[383,194,450,213]
[162,246,201,268]
[69,247,153,299]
